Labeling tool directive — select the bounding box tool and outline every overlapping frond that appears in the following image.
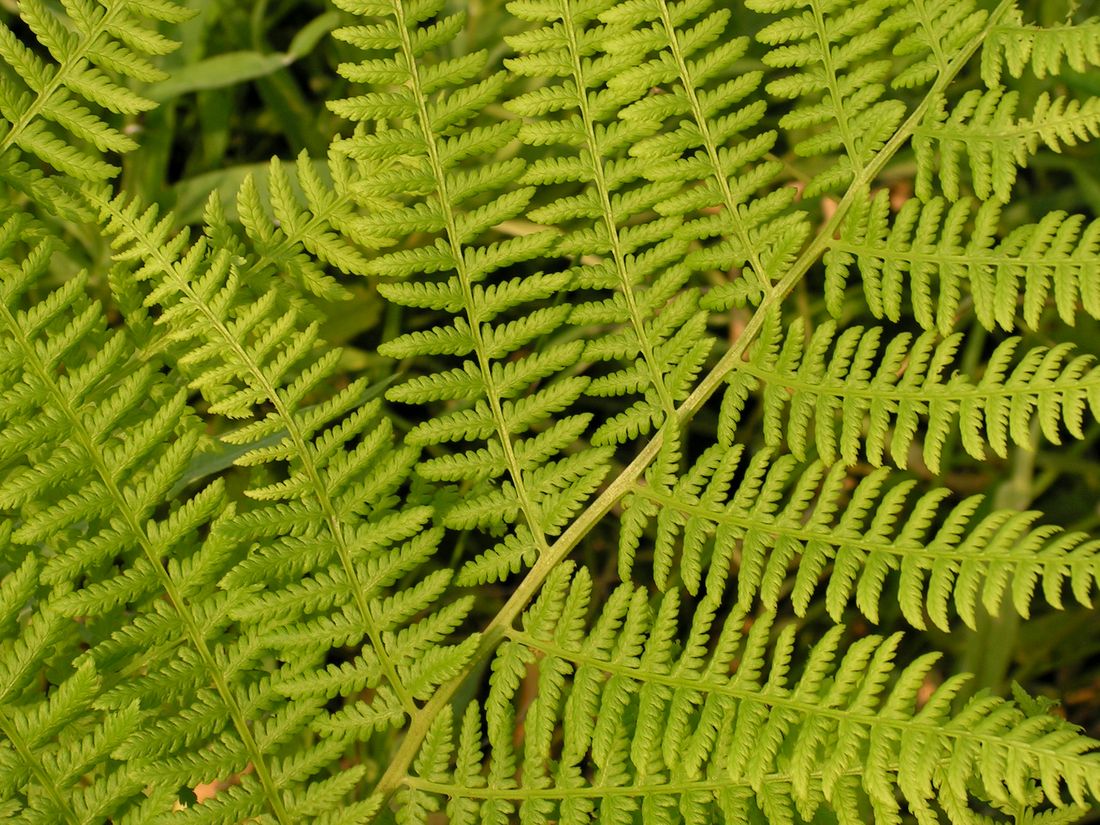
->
[505,0,713,447]
[600,0,811,306]
[0,547,145,824]
[328,0,611,585]
[825,190,1100,331]
[0,0,190,198]
[92,187,471,753]
[620,440,1100,628]
[2,0,1099,822]
[882,0,988,89]
[398,566,1100,824]
[914,89,1100,203]
[983,11,1100,86]
[745,0,908,195]
[216,150,374,301]
[0,216,307,822]
[720,315,1100,471]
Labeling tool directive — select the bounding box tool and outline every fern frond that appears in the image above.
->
[330,0,612,585]
[983,10,1100,86]
[506,0,713,447]
[398,566,1100,824]
[0,657,145,825]
[92,184,476,784]
[914,89,1100,203]
[601,0,812,303]
[0,526,146,824]
[3,0,1099,821]
[621,442,1100,628]
[0,0,190,191]
[746,0,908,195]
[210,151,374,301]
[365,4,1072,809]
[1,207,455,822]
[0,218,305,822]
[825,190,1100,331]
[883,0,989,88]
[721,315,1100,471]
[94,183,464,712]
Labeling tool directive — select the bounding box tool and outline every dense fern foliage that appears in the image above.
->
[3,0,1100,822]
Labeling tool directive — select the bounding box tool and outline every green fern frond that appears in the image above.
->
[883,0,989,89]
[0,0,190,192]
[0,525,146,824]
[92,186,488,822]
[0,203,458,822]
[983,10,1100,86]
[825,190,1100,331]
[601,0,811,302]
[721,315,1100,471]
[97,150,370,329]
[92,186,470,734]
[746,0,908,196]
[0,656,145,825]
[219,151,373,301]
[398,565,1100,824]
[621,441,1100,627]
[329,0,613,585]
[914,89,1100,203]
[506,0,713,447]
[3,0,1100,821]
[0,219,306,823]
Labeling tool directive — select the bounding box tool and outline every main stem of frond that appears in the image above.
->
[365,0,1016,816]
[389,1,555,560]
[738,363,1100,400]
[560,3,678,421]
[654,0,773,291]
[91,196,419,719]
[0,302,293,825]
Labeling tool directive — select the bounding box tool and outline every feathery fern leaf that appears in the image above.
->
[825,189,1100,331]
[92,186,471,741]
[0,545,145,824]
[398,565,1100,824]
[601,0,811,305]
[745,0,908,196]
[0,218,312,823]
[982,10,1100,86]
[506,0,714,448]
[883,0,989,89]
[329,0,613,586]
[621,440,1100,628]
[91,185,489,823]
[913,89,1100,204]
[217,151,373,301]
[3,0,1100,821]
[720,315,1100,471]
[0,0,190,194]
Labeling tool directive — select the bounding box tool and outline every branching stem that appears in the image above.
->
[366,0,1016,814]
